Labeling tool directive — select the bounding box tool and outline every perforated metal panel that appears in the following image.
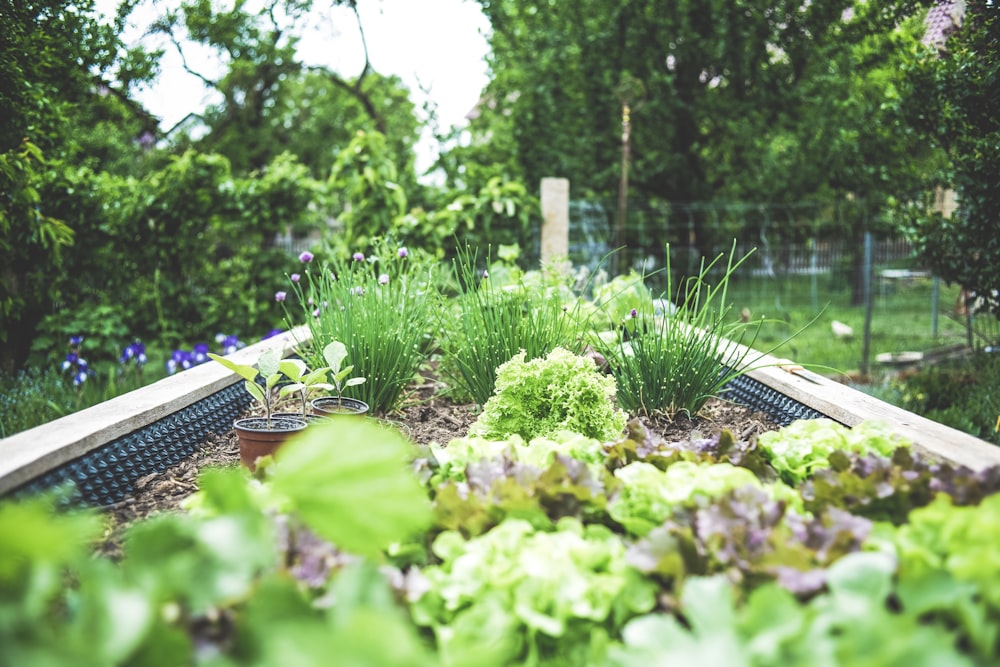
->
[721,373,828,425]
[10,383,248,507]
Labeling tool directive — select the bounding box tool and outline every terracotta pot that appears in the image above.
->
[233,416,308,471]
[310,396,370,416]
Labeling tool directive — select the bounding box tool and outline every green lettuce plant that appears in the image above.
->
[469,347,626,442]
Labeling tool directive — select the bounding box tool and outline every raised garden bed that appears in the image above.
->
[3,326,1000,665]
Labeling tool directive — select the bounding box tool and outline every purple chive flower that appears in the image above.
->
[290,273,301,283]
[398,246,409,258]
[482,270,489,279]
[351,286,365,296]
[275,291,287,302]
[378,273,389,285]
[299,251,314,263]
[352,252,365,262]
[312,308,321,318]
[307,297,314,306]
[630,308,638,319]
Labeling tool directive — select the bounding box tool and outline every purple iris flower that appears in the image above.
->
[192,343,209,365]
[120,341,147,366]
[262,328,283,340]
[69,335,83,347]
[62,352,78,371]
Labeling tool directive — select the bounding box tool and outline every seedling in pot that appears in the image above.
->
[207,348,286,429]
[278,357,335,418]
[322,340,366,401]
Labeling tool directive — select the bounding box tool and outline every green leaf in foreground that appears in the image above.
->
[268,417,432,557]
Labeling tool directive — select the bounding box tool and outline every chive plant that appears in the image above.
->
[596,243,770,419]
[284,241,440,414]
[440,245,588,406]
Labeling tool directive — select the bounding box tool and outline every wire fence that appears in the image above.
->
[568,197,996,372]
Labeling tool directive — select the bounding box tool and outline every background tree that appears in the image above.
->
[464,2,931,214]
[0,0,159,372]
[155,0,420,182]
[901,2,1000,317]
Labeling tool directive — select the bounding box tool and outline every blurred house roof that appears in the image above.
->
[923,0,966,49]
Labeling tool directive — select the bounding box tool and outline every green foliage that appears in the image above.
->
[328,130,408,250]
[887,353,1000,446]
[470,347,626,442]
[0,141,76,369]
[607,460,796,537]
[441,245,586,405]
[608,555,979,667]
[0,417,434,666]
[900,4,1000,317]
[467,0,927,208]
[287,239,439,413]
[595,245,768,418]
[0,367,76,438]
[268,418,432,557]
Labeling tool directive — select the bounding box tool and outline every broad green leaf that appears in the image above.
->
[268,418,431,556]
[279,359,307,381]
[206,352,258,382]
[322,341,348,372]
[257,349,282,378]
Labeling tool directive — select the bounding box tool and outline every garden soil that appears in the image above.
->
[96,370,780,559]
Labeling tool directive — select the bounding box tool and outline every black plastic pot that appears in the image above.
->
[310,396,370,416]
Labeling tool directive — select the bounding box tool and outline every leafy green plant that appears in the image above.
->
[285,239,438,414]
[441,244,586,405]
[207,348,285,428]
[757,418,907,485]
[593,244,771,418]
[469,347,626,442]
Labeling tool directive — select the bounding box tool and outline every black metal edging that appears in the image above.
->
[9,383,249,508]
[721,373,828,426]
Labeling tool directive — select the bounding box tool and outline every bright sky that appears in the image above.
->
[99,0,491,177]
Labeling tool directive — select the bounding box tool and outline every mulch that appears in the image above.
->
[95,372,779,557]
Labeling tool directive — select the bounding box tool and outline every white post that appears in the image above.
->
[540,177,569,265]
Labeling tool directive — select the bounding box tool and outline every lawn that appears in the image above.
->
[722,271,970,376]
